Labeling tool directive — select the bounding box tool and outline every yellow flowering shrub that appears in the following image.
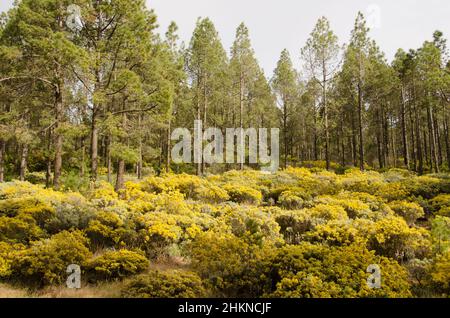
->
[0,167,448,297]
[11,231,92,288]
[308,204,349,221]
[223,184,263,205]
[141,173,229,203]
[339,169,384,194]
[188,231,275,297]
[0,214,46,244]
[267,243,412,298]
[430,194,450,217]
[88,249,149,281]
[0,242,26,278]
[121,270,208,298]
[368,216,431,260]
[85,211,130,249]
[388,201,425,225]
[274,210,314,244]
[278,191,305,209]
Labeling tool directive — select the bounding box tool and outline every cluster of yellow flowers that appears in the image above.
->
[0,166,449,297]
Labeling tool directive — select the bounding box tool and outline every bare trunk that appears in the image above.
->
[323,66,330,171]
[427,101,440,173]
[358,82,365,171]
[53,86,63,189]
[0,139,5,182]
[400,86,409,169]
[240,74,244,170]
[20,144,28,181]
[115,111,127,191]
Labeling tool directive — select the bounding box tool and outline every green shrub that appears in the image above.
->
[25,171,48,185]
[121,270,207,298]
[0,215,45,244]
[11,231,92,287]
[85,211,132,249]
[88,249,148,281]
[267,243,412,298]
[278,191,305,210]
[0,242,25,278]
[188,231,275,297]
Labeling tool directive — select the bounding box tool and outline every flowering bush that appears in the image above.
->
[388,201,425,225]
[121,270,207,298]
[10,231,92,287]
[88,249,148,281]
[223,184,262,205]
[0,167,448,297]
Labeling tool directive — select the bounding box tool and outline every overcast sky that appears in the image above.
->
[1,0,449,76]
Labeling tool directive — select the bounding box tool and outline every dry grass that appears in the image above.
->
[0,282,125,298]
[0,284,29,298]
[33,281,125,298]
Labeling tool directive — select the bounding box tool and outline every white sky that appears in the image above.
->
[1,0,450,76]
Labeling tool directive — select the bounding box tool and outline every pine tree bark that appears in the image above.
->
[0,139,5,183]
[53,85,63,189]
[400,86,410,169]
[323,63,330,171]
[357,82,365,171]
[115,111,127,192]
[20,144,28,181]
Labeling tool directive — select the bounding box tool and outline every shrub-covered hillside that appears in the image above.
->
[0,167,449,298]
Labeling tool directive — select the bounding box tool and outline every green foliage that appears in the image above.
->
[429,250,450,295]
[121,270,207,298]
[267,243,412,298]
[88,249,148,281]
[10,231,91,287]
[188,231,275,297]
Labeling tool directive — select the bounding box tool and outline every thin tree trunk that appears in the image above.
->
[91,108,99,182]
[358,82,365,171]
[0,139,5,183]
[20,144,28,181]
[45,129,52,188]
[115,111,127,192]
[106,135,112,183]
[137,114,143,179]
[53,86,63,189]
[323,64,330,171]
[400,86,409,169]
[166,113,171,174]
[427,101,440,173]
[240,73,245,170]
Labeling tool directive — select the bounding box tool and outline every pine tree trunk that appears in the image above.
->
[427,102,440,173]
[323,67,330,171]
[45,129,52,188]
[196,75,202,176]
[20,144,28,181]
[240,74,245,170]
[115,111,127,192]
[351,107,357,167]
[358,82,365,171]
[444,108,450,170]
[0,139,5,183]
[106,135,112,183]
[400,86,409,169]
[166,114,171,174]
[53,86,63,189]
